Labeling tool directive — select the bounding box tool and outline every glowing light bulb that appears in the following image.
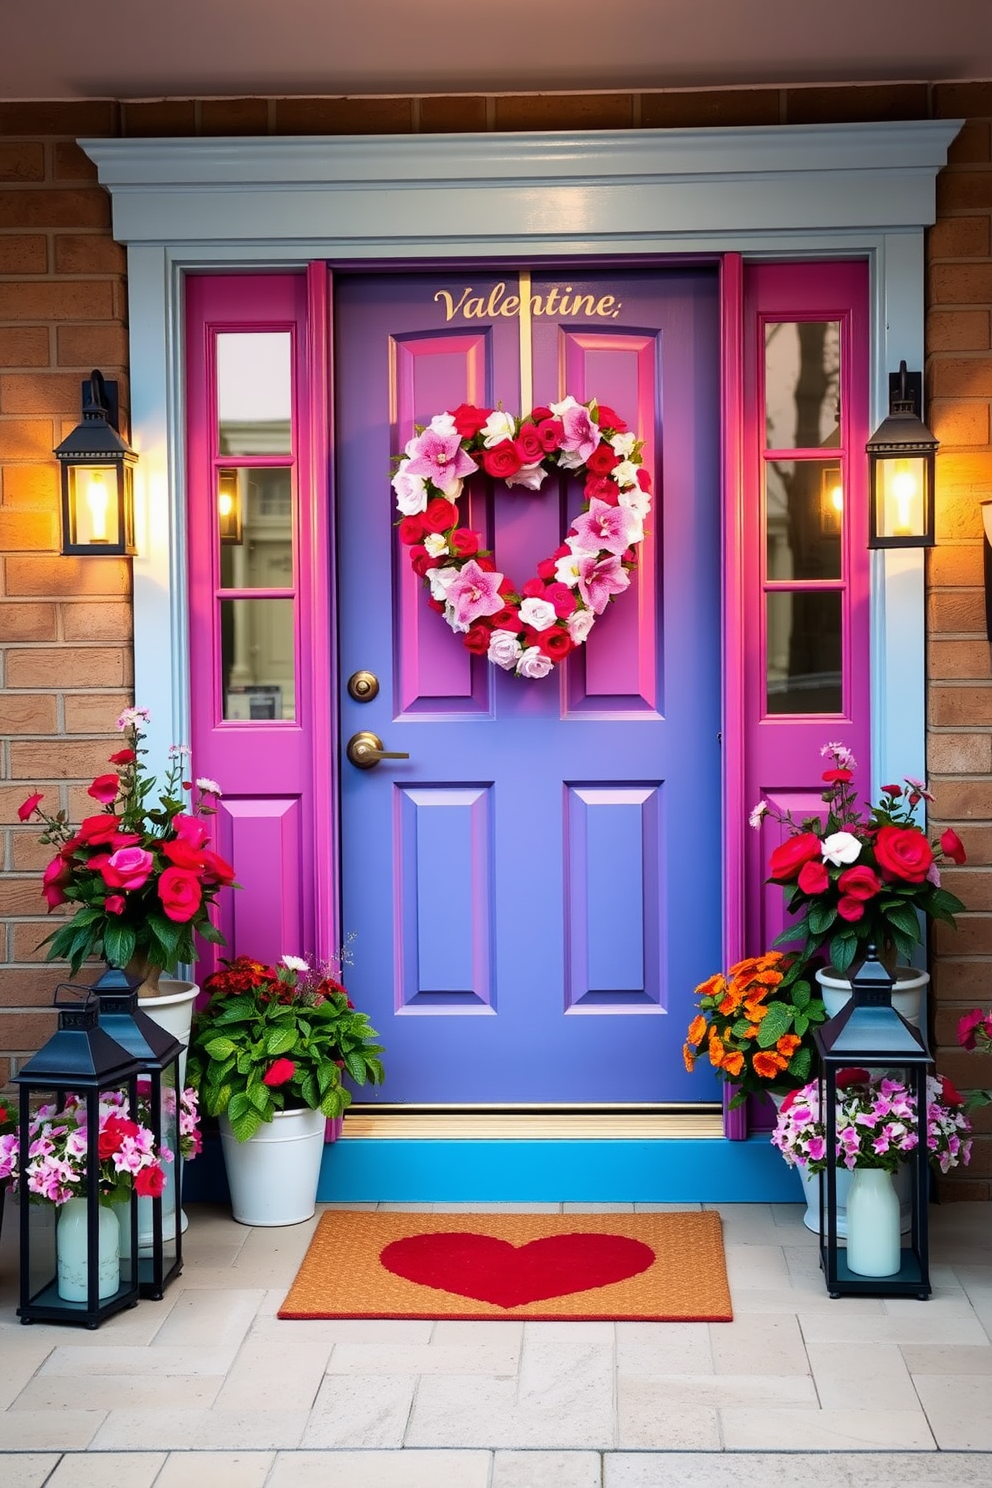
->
[830,484,843,513]
[218,491,234,518]
[890,462,919,536]
[85,472,110,543]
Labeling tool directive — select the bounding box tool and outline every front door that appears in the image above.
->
[335,267,722,1106]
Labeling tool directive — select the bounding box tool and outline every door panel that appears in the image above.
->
[336,268,721,1104]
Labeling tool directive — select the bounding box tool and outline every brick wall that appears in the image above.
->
[1,84,990,1193]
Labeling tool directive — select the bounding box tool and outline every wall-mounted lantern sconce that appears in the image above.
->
[217,468,244,544]
[981,499,992,643]
[55,370,137,556]
[866,361,938,548]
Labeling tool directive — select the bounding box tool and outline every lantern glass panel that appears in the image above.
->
[875,455,927,540]
[66,464,122,547]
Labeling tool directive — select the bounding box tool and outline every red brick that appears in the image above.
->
[4,556,130,597]
[929,640,992,680]
[641,89,779,129]
[199,98,271,135]
[931,358,992,398]
[928,312,990,352]
[933,82,992,119]
[0,279,115,321]
[929,400,990,447]
[930,263,992,305]
[494,94,633,131]
[935,487,986,541]
[929,685,992,727]
[0,877,53,917]
[784,84,928,125]
[122,100,197,136]
[60,601,133,643]
[929,733,992,774]
[10,921,62,962]
[928,544,984,587]
[0,102,116,136]
[946,123,992,165]
[10,833,57,870]
[928,589,986,634]
[53,142,100,182]
[6,646,130,690]
[0,1010,58,1047]
[0,694,58,735]
[936,451,992,492]
[0,418,56,459]
[0,187,110,232]
[63,691,130,732]
[9,734,124,781]
[0,602,57,641]
[1,464,59,508]
[0,327,50,368]
[419,97,489,133]
[934,916,992,955]
[937,171,992,213]
[928,216,992,260]
[56,324,128,370]
[931,957,992,999]
[0,509,57,551]
[274,97,413,134]
[930,779,992,820]
[0,234,47,274]
[937,1174,991,1201]
[0,373,85,416]
[52,234,126,276]
[940,868,992,911]
[0,141,45,182]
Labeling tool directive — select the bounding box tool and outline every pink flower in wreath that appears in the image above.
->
[444,560,506,632]
[550,396,601,462]
[404,429,478,494]
[567,498,639,557]
[575,552,631,614]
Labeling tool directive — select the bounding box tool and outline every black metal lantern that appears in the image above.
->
[14,987,141,1329]
[866,361,938,548]
[55,370,137,556]
[90,965,185,1299]
[218,468,244,544]
[813,948,932,1300]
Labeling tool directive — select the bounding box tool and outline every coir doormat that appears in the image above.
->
[278,1210,732,1322]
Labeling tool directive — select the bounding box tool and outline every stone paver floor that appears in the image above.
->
[0,1200,989,1486]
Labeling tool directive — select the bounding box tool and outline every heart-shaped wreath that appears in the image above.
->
[392,396,652,678]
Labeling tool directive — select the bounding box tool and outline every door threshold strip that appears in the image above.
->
[339,1111,725,1140]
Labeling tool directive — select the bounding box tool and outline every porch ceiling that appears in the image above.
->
[1,0,988,103]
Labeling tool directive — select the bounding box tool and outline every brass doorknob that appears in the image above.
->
[346,731,410,770]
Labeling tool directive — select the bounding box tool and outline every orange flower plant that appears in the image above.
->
[683,952,828,1108]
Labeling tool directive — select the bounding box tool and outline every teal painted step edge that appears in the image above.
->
[316,1137,801,1204]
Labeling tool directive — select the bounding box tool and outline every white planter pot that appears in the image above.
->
[815,965,928,1030]
[846,1167,902,1277]
[219,1107,326,1226]
[57,1198,120,1302]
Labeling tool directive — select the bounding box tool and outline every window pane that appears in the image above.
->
[764,322,840,449]
[765,459,843,581]
[766,591,842,715]
[217,332,292,455]
[219,468,294,589]
[221,598,296,720]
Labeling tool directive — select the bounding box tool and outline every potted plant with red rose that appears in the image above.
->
[186,954,384,1226]
[751,743,966,1019]
[18,707,238,997]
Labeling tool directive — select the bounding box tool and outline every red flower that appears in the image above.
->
[463,623,492,655]
[105,894,126,915]
[427,596,444,614]
[874,824,934,884]
[529,405,553,424]
[87,773,121,805]
[797,860,829,895]
[837,895,865,922]
[422,497,458,534]
[768,832,823,882]
[587,442,619,475]
[821,768,853,784]
[102,846,155,891]
[536,558,558,581]
[449,528,480,558]
[514,425,544,464]
[537,627,573,661]
[837,864,882,901]
[584,475,618,505]
[958,1008,986,1050]
[135,1163,166,1198]
[881,783,902,797]
[449,403,491,439]
[41,857,71,909]
[488,605,523,633]
[162,837,208,872]
[398,515,426,546]
[18,791,43,822]
[835,1067,871,1088]
[535,417,564,452]
[76,815,126,847]
[173,813,210,850]
[98,1114,139,1159]
[481,441,523,480]
[108,748,136,766]
[596,405,627,432]
[521,577,547,599]
[157,866,203,923]
[940,828,967,866]
[410,545,434,577]
[636,467,652,493]
[545,582,577,618]
[262,1058,296,1087]
[201,849,237,885]
[939,1075,964,1107]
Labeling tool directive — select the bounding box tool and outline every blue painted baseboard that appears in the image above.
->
[183,1132,803,1206]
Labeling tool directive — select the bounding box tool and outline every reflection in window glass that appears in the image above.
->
[217,332,292,455]
[765,322,840,449]
[765,459,842,582]
[766,590,842,715]
[221,598,296,720]
[219,468,294,589]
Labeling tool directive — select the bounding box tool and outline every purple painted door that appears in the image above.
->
[336,268,721,1104]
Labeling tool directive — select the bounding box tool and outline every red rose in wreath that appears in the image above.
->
[392,397,651,678]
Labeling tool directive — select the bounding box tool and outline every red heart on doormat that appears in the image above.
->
[379,1230,655,1309]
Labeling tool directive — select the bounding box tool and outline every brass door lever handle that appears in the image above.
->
[346,731,410,769]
